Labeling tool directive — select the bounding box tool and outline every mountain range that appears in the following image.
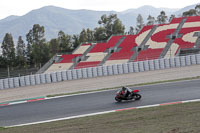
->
[0,4,198,43]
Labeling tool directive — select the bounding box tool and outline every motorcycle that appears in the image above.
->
[115,89,142,102]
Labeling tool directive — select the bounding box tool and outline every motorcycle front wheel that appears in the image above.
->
[135,94,141,100]
[115,97,122,102]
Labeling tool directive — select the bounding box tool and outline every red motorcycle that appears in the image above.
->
[115,89,141,102]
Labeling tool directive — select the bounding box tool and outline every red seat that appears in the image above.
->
[59,54,82,63]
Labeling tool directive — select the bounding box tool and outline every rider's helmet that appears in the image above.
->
[122,86,126,91]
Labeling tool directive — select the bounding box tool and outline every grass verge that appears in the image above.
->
[0,127,6,131]
[1,101,200,133]
[47,76,200,97]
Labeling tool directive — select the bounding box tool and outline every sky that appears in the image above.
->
[0,0,199,19]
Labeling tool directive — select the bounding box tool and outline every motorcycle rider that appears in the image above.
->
[121,86,132,99]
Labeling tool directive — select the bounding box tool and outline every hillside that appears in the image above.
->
[0,4,197,43]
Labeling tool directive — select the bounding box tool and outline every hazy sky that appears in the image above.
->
[0,0,199,19]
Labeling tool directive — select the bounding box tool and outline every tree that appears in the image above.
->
[86,28,95,42]
[0,56,6,68]
[1,33,15,67]
[147,15,155,25]
[79,29,88,43]
[128,26,135,35]
[97,14,125,40]
[72,35,80,49]
[58,31,72,52]
[182,9,197,17]
[94,26,107,41]
[49,38,59,57]
[195,4,200,15]
[136,14,144,33]
[26,30,33,66]
[157,11,168,24]
[26,24,46,67]
[112,19,125,35]
[16,36,26,67]
[169,14,175,22]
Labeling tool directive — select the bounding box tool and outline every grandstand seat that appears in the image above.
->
[173,16,200,54]
[44,16,200,73]
[73,43,91,54]
[105,26,154,65]
[59,54,82,63]
[74,36,122,68]
[135,48,163,61]
[135,18,182,60]
[45,63,73,73]
[89,36,122,53]
[74,61,101,69]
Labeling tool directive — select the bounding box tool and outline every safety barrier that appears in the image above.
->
[0,54,200,90]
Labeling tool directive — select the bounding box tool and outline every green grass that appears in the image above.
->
[0,127,6,131]
[47,76,200,97]
[1,101,200,133]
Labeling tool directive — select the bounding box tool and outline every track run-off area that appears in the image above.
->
[0,79,200,127]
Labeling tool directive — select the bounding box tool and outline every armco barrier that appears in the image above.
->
[149,60,154,71]
[97,66,103,77]
[196,54,200,64]
[154,59,160,70]
[123,63,129,73]
[82,68,88,78]
[128,62,134,73]
[186,55,191,66]
[61,71,67,81]
[51,72,57,83]
[118,64,123,74]
[40,74,46,84]
[56,71,62,82]
[1,54,200,90]
[35,74,41,85]
[87,67,93,78]
[30,75,36,85]
[67,70,72,80]
[102,66,108,76]
[3,79,9,89]
[19,76,25,87]
[138,61,144,72]
[133,62,139,72]
[14,77,20,88]
[169,58,175,68]
[45,73,51,83]
[25,76,31,86]
[113,64,118,75]
[175,57,180,67]
[159,59,165,69]
[0,79,4,90]
[92,67,98,77]
[8,78,14,88]
[77,69,83,79]
[180,56,186,66]
[72,69,78,79]
[191,55,196,65]
[144,60,150,71]
[108,65,113,75]
[164,58,170,68]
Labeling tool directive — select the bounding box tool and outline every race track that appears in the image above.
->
[0,79,200,127]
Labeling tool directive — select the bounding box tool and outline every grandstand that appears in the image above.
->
[43,16,200,73]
